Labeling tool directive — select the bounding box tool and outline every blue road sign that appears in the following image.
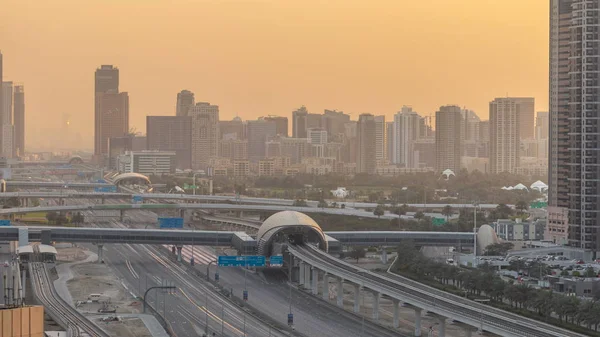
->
[218,255,266,267]
[94,186,117,193]
[288,313,294,326]
[0,220,11,227]
[269,255,283,266]
[158,217,184,229]
[132,195,143,204]
[243,290,248,301]
[96,179,107,183]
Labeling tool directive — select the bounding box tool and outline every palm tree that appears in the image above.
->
[441,205,453,222]
[515,200,528,214]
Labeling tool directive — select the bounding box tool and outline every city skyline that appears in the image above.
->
[2,0,548,150]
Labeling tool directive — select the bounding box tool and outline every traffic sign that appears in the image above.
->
[243,290,248,301]
[218,255,266,267]
[287,313,294,326]
[94,186,117,193]
[269,255,283,266]
[0,220,11,227]
[158,217,184,229]
[214,272,219,282]
[132,195,143,204]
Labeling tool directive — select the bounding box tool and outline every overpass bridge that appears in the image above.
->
[289,244,586,337]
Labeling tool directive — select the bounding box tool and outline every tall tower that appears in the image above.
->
[374,115,386,162]
[357,114,376,174]
[435,105,462,173]
[292,106,308,138]
[1,81,13,158]
[392,106,422,168]
[13,85,24,157]
[176,90,195,116]
[489,98,521,174]
[94,65,126,163]
[189,102,219,170]
[549,0,600,252]
[0,52,3,136]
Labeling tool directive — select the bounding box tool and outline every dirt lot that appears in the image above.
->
[66,259,141,314]
[92,316,153,337]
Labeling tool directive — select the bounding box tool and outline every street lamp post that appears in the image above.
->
[473,202,479,268]
[193,173,201,196]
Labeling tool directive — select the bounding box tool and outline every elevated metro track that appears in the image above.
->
[0,189,507,209]
[289,244,586,337]
[30,261,109,337]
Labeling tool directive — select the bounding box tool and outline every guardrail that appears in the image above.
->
[289,244,587,337]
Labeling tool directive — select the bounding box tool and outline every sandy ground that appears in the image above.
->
[93,316,153,337]
[57,246,156,337]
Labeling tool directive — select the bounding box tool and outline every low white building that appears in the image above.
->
[117,151,176,176]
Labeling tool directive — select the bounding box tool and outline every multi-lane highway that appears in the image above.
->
[78,199,405,337]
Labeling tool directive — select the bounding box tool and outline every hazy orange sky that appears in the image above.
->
[1,0,548,150]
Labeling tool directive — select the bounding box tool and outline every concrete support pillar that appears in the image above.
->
[414,308,422,337]
[336,278,344,307]
[97,244,104,263]
[120,209,125,222]
[101,196,105,204]
[353,284,361,313]
[299,262,305,285]
[311,267,318,295]
[392,299,400,328]
[465,328,473,337]
[381,248,388,264]
[322,272,329,300]
[371,291,380,321]
[437,317,446,337]
[176,246,183,262]
[304,264,311,289]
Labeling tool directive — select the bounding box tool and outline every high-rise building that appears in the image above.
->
[374,115,386,161]
[264,116,288,137]
[308,128,328,158]
[146,116,192,169]
[94,65,126,162]
[95,65,119,93]
[392,106,422,168]
[1,82,13,157]
[386,121,394,161]
[435,105,462,173]
[306,113,322,130]
[462,109,481,157]
[549,0,600,251]
[176,90,195,117]
[0,53,3,139]
[322,109,350,139]
[247,119,276,162]
[189,102,219,170]
[292,106,308,138]
[357,114,376,174]
[536,111,549,141]
[95,92,129,157]
[13,85,24,157]
[514,97,535,139]
[219,117,245,140]
[489,98,521,174]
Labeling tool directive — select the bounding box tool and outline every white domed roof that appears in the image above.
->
[513,183,528,191]
[530,180,548,191]
[257,211,323,241]
[442,169,455,177]
[477,224,500,252]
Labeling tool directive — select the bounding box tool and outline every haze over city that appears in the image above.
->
[2,0,548,150]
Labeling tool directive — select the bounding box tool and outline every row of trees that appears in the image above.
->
[392,244,600,334]
[45,211,84,225]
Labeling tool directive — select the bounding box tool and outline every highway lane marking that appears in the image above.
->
[178,288,244,336]
[125,260,139,279]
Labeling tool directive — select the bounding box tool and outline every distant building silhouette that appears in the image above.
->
[94,65,127,164]
[435,105,462,173]
[176,90,195,117]
[13,85,24,157]
[489,98,521,174]
[357,114,376,174]
[189,102,219,170]
[146,116,192,169]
